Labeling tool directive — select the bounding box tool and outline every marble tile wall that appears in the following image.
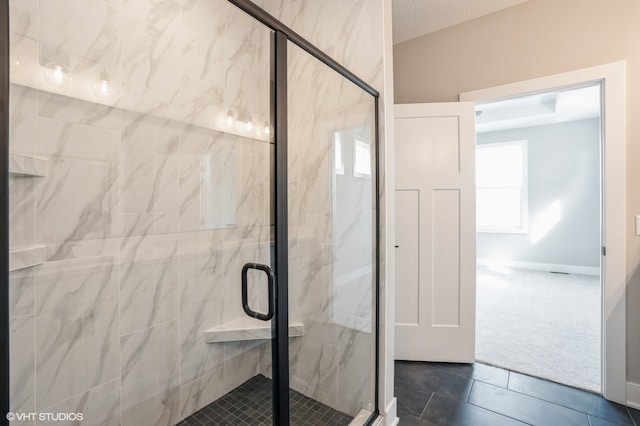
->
[8,0,384,424]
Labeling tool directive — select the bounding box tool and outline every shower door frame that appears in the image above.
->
[238,1,381,423]
[0,0,381,424]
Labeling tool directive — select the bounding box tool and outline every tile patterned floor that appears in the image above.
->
[176,375,353,426]
[396,361,640,426]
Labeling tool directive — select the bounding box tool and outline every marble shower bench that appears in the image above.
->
[205,317,304,343]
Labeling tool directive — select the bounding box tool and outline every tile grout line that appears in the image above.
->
[627,406,637,426]
[419,392,434,419]
[465,379,475,402]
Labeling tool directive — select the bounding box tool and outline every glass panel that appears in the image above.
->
[287,41,377,424]
[8,1,275,424]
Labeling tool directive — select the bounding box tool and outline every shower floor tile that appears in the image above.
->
[176,375,353,426]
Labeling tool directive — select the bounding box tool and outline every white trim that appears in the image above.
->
[380,0,397,423]
[462,61,627,404]
[626,382,640,410]
[383,398,399,426]
[477,258,600,276]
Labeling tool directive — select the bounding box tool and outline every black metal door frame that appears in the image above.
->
[228,3,381,423]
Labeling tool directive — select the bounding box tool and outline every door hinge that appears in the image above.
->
[602,246,607,256]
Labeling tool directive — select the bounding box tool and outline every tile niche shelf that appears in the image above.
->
[9,153,48,177]
[9,245,47,271]
[206,316,304,343]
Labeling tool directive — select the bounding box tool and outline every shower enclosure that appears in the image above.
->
[2,0,379,424]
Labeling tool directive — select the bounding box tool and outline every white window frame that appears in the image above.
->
[353,136,372,178]
[476,140,528,234]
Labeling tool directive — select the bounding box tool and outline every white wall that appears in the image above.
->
[477,118,601,270]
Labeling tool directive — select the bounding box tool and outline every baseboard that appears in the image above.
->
[383,397,398,426]
[477,258,600,276]
[627,381,640,409]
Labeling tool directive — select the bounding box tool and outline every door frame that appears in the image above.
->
[460,61,627,404]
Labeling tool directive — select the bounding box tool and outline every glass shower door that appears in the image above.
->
[7,1,278,424]
[286,41,378,424]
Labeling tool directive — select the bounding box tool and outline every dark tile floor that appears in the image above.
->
[176,375,353,426]
[396,361,640,426]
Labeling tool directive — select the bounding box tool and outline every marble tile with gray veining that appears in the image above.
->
[37,379,120,426]
[9,176,37,247]
[10,315,35,425]
[121,111,180,215]
[122,0,181,103]
[9,1,37,40]
[291,336,338,409]
[9,267,35,319]
[35,256,120,410]
[38,91,121,131]
[181,0,227,87]
[178,231,225,384]
[36,118,120,261]
[336,325,375,416]
[9,84,38,155]
[120,320,180,426]
[179,367,225,421]
[39,0,122,70]
[222,340,261,394]
[119,233,178,335]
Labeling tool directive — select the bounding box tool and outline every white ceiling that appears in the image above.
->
[475,85,601,133]
[392,0,530,44]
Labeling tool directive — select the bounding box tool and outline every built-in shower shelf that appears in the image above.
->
[205,317,304,343]
[9,153,48,177]
[9,245,46,271]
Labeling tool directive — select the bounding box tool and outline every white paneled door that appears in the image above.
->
[394,103,476,362]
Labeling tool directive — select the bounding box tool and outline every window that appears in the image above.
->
[353,137,371,178]
[334,132,344,175]
[476,140,528,233]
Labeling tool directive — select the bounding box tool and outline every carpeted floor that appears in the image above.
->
[476,266,601,392]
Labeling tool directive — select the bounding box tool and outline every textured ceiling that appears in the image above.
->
[392,0,530,44]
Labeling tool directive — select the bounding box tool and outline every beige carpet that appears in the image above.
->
[476,266,601,392]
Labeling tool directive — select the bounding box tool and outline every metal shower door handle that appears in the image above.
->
[241,263,275,321]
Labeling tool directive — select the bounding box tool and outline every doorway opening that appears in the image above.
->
[473,83,603,393]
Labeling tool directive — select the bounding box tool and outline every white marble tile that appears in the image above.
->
[120,320,180,426]
[181,0,227,87]
[121,111,180,214]
[179,367,224,420]
[222,230,271,323]
[223,62,268,129]
[337,325,375,416]
[9,153,48,177]
[9,84,38,155]
[9,176,37,247]
[178,231,225,384]
[122,0,181,103]
[291,336,338,409]
[38,91,121,131]
[37,118,120,261]
[205,317,303,343]
[35,256,120,410]
[290,247,336,343]
[222,340,261,394]
[9,33,38,88]
[37,379,120,426]
[9,268,35,318]
[10,1,37,39]
[39,0,121,68]
[179,75,224,129]
[119,233,178,335]
[224,6,269,71]
[9,245,45,272]
[10,315,35,426]
[123,212,177,237]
